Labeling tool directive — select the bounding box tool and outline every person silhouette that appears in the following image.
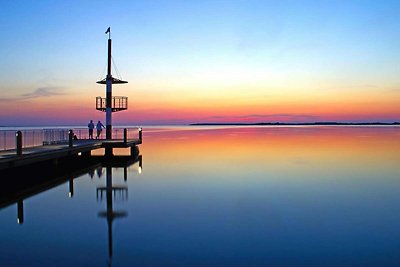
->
[96,121,105,139]
[88,169,95,179]
[88,120,94,139]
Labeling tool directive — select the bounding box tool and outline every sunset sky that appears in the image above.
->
[1,0,399,126]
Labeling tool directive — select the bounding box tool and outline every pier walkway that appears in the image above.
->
[0,138,142,171]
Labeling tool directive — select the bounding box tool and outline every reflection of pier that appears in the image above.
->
[0,151,142,266]
[0,157,102,223]
[0,151,142,226]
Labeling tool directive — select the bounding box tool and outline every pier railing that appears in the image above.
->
[1,130,46,150]
[70,127,138,140]
[0,127,141,151]
[43,129,70,145]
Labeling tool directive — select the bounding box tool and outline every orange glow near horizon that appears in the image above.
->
[1,81,399,125]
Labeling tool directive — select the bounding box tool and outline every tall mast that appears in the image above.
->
[96,27,128,157]
[106,27,112,142]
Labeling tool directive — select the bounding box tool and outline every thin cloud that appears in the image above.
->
[21,87,64,99]
[0,87,65,102]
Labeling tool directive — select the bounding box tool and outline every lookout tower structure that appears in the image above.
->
[96,27,128,155]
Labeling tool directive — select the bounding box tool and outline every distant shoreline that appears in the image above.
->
[1,122,399,128]
[190,122,400,126]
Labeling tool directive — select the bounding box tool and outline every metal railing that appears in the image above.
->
[43,129,70,145]
[0,130,46,150]
[0,127,142,151]
[71,127,139,140]
[96,96,128,111]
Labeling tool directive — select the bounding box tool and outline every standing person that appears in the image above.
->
[88,120,94,139]
[96,121,105,139]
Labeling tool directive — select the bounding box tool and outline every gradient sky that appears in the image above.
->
[0,0,400,125]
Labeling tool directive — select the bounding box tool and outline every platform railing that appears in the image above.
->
[96,96,128,111]
[0,127,141,152]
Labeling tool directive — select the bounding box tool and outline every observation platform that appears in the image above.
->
[96,77,128,84]
[96,96,128,112]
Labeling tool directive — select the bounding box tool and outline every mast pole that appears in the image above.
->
[105,28,113,156]
[96,27,128,156]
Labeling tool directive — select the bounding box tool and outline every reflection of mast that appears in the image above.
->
[97,166,127,263]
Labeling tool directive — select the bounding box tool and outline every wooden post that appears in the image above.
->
[124,128,127,143]
[68,130,74,148]
[138,127,142,141]
[16,131,22,156]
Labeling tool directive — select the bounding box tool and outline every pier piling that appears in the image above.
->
[16,131,22,156]
[69,130,74,148]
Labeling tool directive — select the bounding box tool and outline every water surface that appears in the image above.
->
[1,126,400,266]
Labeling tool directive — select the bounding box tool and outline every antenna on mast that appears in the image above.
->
[105,27,111,39]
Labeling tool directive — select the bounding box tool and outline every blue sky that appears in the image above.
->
[0,0,400,125]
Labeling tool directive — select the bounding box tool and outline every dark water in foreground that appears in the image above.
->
[1,126,400,266]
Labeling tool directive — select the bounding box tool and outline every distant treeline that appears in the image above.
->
[190,122,400,126]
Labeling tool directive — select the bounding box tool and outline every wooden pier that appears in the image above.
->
[0,138,142,171]
[0,29,142,172]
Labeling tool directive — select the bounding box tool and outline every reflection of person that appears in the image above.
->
[88,169,95,179]
[96,167,103,178]
[88,120,94,139]
[96,121,105,139]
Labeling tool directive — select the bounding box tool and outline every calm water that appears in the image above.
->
[1,126,400,266]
